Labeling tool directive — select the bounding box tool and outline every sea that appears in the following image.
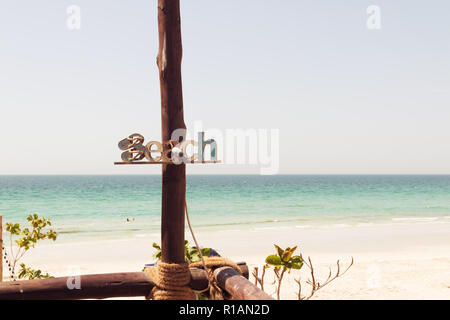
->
[0,175,449,243]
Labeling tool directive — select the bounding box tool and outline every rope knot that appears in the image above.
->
[145,261,196,300]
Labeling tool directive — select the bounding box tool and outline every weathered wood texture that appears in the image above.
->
[0,215,2,282]
[0,263,250,300]
[157,0,187,265]
[0,272,152,300]
[214,267,274,300]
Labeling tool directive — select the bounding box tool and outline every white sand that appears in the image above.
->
[2,222,450,299]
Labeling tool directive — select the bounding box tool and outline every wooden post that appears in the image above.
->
[0,215,2,283]
[157,0,187,264]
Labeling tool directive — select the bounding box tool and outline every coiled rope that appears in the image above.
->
[145,199,242,300]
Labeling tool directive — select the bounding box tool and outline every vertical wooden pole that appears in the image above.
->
[0,215,3,282]
[157,0,186,264]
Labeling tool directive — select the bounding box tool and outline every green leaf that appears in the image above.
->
[197,293,207,300]
[281,246,297,262]
[265,254,282,266]
[152,242,161,250]
[274,245,284,258]
[287,246,297,259]
[7,223,21,235]
[291,261,303,269]
[200,248,211,257]
[188,248,198,257]
[152,242,162,260]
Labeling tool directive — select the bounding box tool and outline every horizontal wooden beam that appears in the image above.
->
[0,272,152,300]
[0,262,249,300]
[114,160,221,165]
[214,267,274,300]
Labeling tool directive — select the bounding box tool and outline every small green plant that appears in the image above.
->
[152,240,211,263]
[4,214,58,280]
[253,244,353,300]
[18,263,53,280]
[265,245,303,299]
[265,245,303,271]
[151,242,161,260]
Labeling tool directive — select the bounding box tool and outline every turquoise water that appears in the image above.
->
[0,175,449,242]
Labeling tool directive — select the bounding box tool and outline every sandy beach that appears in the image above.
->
[2,0,449,309]
[7,221,449,300]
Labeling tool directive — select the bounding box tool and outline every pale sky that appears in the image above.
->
[1,1,449,175]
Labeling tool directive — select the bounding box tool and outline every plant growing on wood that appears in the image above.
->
[152,240,212,263]
[4,214,58,280]
[264,245,303,300]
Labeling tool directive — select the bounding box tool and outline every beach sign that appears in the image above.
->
[115,132,219,165]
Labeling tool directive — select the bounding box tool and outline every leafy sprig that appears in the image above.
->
[4,214,58,280]
[152,240,211,263]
